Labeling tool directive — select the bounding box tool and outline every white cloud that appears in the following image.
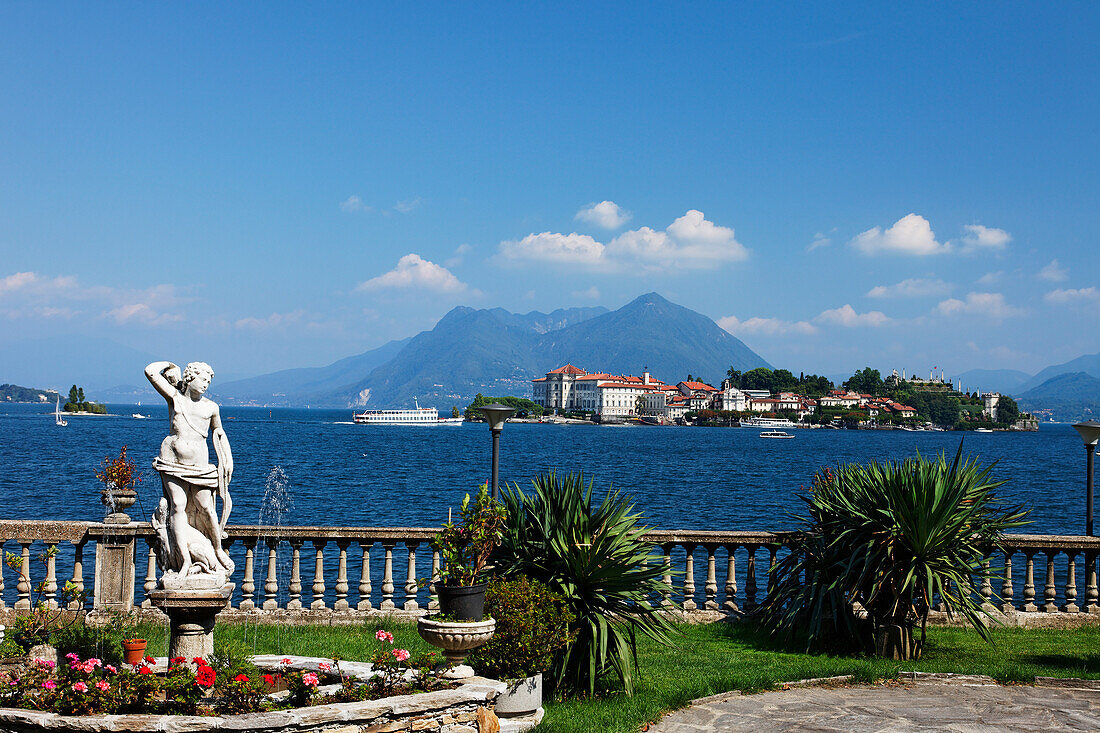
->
[807,233,832,251]
[106,303,183,325]
[1045,287,1100,304]
[718,315,817,336]
[849,213,947,256]
[575,201,631,229]
[816,304,891,327]
[571,286,601,300]
[357,254,468,293]
[501,210,748,272]
[1038,259,1068,282]
[394,197,422,213]
[935,292,1023,318]
[234,310,307,329]
[866,277,952,299]
[340,195,371,213]
[444,243,473,268]
[0,272,79,296]
[500,232,606,266]
[959,224,1011,254]
[976,271,1003,286]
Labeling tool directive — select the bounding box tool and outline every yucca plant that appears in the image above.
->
[761,444,1028,660]
[495,472,676,696]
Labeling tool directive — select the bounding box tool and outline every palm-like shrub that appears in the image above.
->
[496,472,675,696]
[761,445,1028,660]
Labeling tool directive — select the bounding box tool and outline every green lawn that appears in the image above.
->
[131,618,1100,733]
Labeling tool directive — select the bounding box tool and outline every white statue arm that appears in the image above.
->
[145,361,181,400]
[211,405,233,529]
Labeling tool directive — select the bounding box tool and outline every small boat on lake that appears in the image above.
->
[54,396,67,427]
[759,430,793,439]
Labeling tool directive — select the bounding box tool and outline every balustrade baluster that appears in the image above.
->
[429,551,440,611]
[239,540,256,611]
[1000,551,1015,613]
[262,540,279,610]
[1043,551,1058,613]
[979,558,993,610]
[0,539,5,610]
[1085,551,1099,614]
[288,540,303,610]
[1063,551,1079,613]
[744,546,758,611]
[682,544,697,611]
[311,540,327,610]
[143,541,156,608]
[661,545,673,608]
[43,542,58,608]
[404,542,419,611]
[357,542,373,611]
[723,546,738,612]
[1020,551,1037,612]
[70,540,86,610]
[381,542,396,611]
[704,546,718,610]
[16,541,32,611]
[334,541,350,611]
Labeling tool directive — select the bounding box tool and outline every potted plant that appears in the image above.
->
[430,484,507,620]
[467,576,574,717]
[122,638,148,666]
[418,484,507,672]
[96,446,142,524]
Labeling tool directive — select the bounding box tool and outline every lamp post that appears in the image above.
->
[480,403,515,501]
[1072,421,1100,536]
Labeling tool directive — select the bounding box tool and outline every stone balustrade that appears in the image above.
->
[2,521,1099,619]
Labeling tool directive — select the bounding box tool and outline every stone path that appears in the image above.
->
[648,675,1100,732]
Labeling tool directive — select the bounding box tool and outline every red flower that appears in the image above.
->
[143,656,155,663]
[195,665,216,688]
[170,657,186,665]
[138,666,152,675]
[191,657,207,666]
[234,674,250,682]
[263,674,275,686]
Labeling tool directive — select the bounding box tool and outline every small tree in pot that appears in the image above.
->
[430,484,508,620]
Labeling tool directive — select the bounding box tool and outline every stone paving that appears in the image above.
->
[648,675,1100,732]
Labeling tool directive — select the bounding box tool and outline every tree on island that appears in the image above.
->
[464,393,544,420]
[997,396,1020,425]
[63,384,106,413]
[845,367,884,396]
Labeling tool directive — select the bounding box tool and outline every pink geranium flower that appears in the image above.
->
[302,672,319,687]
[95,680,110,691]
[282,657,292,665]
[43,680,56,690]
[375,630,394,643]
[394,649,410,662]
[71,681,87,692]
[317,662,331,671]
[105,665,117,674]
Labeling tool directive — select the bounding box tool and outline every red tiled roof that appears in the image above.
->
[680,381,717,391]
[548,364,586,375]
[532,377,547,382]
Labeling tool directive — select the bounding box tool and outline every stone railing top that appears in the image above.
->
[3,520,1100,551]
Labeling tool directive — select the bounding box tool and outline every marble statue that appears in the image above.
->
[146,361,235,589]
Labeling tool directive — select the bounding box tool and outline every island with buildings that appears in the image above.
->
[529,364,1037,430]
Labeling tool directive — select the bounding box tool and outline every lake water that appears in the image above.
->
[0,403,1088,536]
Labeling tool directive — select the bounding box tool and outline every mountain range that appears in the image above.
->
[213,293,771,408]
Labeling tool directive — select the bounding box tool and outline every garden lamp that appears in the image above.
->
[1072,421,1100,536]
[479,403,515,501]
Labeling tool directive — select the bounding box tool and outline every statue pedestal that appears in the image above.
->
[149,584,234,666]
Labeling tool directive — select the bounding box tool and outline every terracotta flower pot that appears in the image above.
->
[122,638,147,666]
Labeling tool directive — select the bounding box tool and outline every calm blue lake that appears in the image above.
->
[0,403,1089,536]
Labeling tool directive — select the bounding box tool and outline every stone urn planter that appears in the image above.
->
[416,617,496,669]
[494,673,543,718]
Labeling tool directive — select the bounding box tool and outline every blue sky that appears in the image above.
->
[1,3,1097,384]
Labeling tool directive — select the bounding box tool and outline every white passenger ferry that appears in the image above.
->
[353,400,463,425]
[740,416,798,429]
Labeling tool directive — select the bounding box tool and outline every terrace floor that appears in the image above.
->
[648,674,1100,732]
